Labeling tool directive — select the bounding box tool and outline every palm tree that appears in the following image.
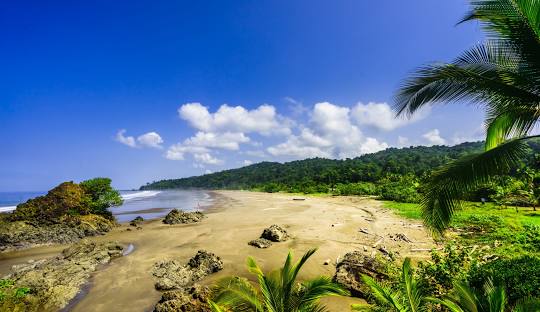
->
[394,0,540,234]
[209,248,349,312]
[351,258,427,312]
[429,280,540,312]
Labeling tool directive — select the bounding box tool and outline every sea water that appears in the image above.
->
[0,190,213,223]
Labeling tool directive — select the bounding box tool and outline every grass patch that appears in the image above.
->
[382,200,540,256]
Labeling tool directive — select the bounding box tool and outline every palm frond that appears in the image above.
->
[211,277,264,312]
[402,258,424,312]
[293,276,349,309]
[421,137,529,234]
[361,274,406,311]
[513,297,540,312]
[460,0,540,70]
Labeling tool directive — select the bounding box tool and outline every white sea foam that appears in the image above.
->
[0,206,17,213]
[121,191,161,201]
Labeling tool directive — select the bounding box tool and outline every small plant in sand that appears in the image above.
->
[208,248,348,312]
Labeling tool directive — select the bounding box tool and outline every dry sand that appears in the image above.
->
[0,191,437,311]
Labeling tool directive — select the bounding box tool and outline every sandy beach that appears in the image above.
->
[0,191,437,311]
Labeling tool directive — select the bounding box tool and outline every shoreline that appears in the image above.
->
[1,190,436,311]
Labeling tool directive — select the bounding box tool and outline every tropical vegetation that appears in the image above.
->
[209,248,348,312]
[393,0,540,234]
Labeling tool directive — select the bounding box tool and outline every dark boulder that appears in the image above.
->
[163,209,205,225]
[333,251,389,297]
[152,250,223,291]
[248,238,273,248]
[260,225,289,242]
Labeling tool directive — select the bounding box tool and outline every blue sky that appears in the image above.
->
[0,0,486,191]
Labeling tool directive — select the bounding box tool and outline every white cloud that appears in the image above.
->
[205,169,213,174]
[165,131,248,165]
[194,153,223,165]
[397,136,410,147]
[284,97,309,116]
[184,131,250,150]
[137,132,163,149]
[178,102,290,136]
[165,145,209,161]
[267,102,388,159]
[351,102,429,131]
[117,129,164,149]
[116,129,137,148]
[243,160,253,166]
[422,129,446,146]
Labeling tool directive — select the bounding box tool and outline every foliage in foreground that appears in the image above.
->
[10,177,122,223]
[0,279,33,312]
[209,248,348,312]
[352,258,426,312]
[394,0,540,234]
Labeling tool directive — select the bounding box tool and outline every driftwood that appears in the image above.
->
[410,247,443,252]
[372,237,384,248]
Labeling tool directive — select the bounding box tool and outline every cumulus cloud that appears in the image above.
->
[284,97,309,116]
[178,102,290,136]
[243,160,253,166]
[137,132,163,149]
[397,136,410,147]
[165,145,209,160]
[422,129,446,146]
[267,102,388,159]
[194,152,223,165]
[351,102,429,131]
[116,129,137,148]
[184,131,250,150]
[116,130,163,149]
[165,131,247,165]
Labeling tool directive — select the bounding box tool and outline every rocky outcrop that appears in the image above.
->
[248,238,273,248]
[248,225,290,249]
[154,285,212,312]
[261,225,289,242]
[130,216,144,227]
[2,240,124,311]
[333,251,389,297]
[0,215,115,252]
[152,250,223,291]
[163,209,205,225]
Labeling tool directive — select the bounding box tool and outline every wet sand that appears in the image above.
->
[0,191,436,311]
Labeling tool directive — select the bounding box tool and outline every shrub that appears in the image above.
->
[334,182,377,196]
[417,244,474,297]
[11,182,92,223]
[11,178,122,223]
[80,177,123,219]
[379,181,420,203]
[468,256,540,304]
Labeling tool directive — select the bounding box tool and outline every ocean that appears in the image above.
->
[0,190,213,222]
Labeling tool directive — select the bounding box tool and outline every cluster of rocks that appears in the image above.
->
[0,215,115,252]
[163,209,205,225]
[152,250,223,290]
[2,240,124,311]
[130,216,144,227]
[333,251,389,297]
[154,285,213,312]
[248,225,290,249]
[152,250,223,311]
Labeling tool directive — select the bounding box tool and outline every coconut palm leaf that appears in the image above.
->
[428,279,509,312]
[421,137,530,234]
[393,0,540,232]
[360,257,425,312]
[210,248,347,312]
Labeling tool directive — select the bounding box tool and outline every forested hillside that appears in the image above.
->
[142,141,540,203]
